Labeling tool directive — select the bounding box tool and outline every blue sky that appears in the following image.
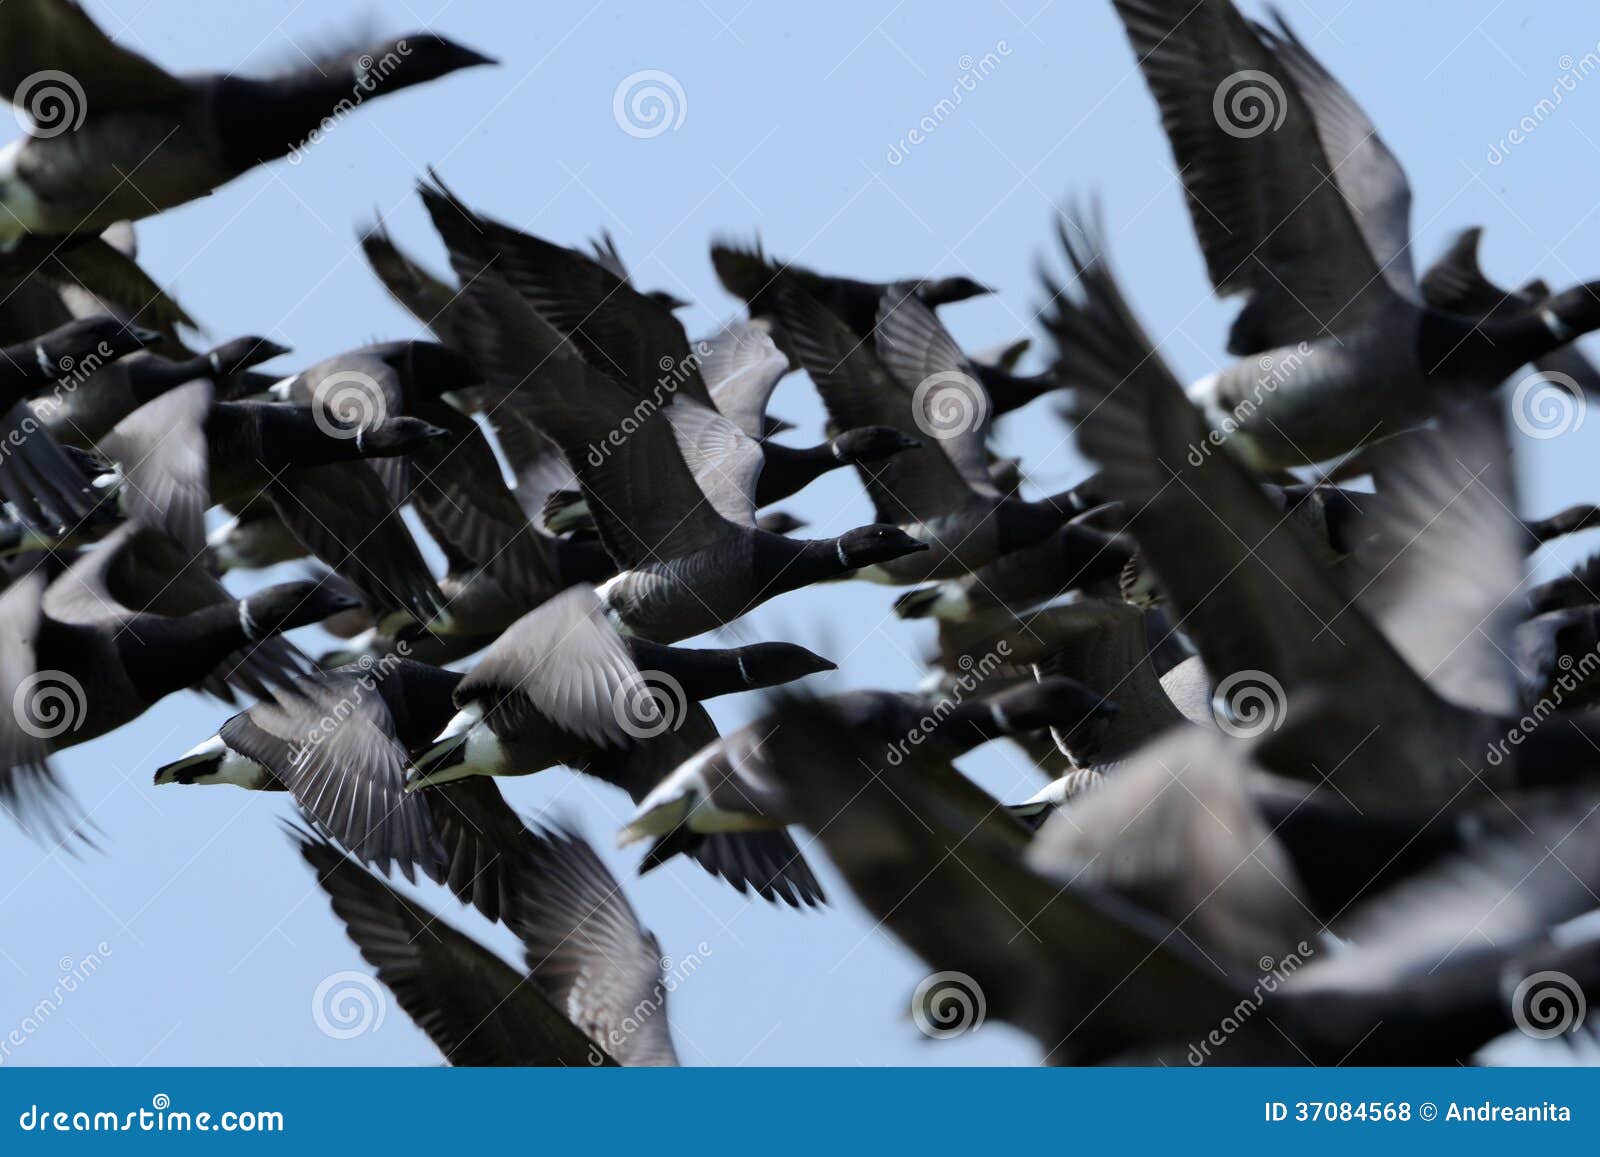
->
[3,0,1600,1066]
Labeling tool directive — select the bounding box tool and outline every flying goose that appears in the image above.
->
[408,585,832,906]
[409,585,834,792]
[0,315,155,529]
[936,599,1189,765]
[98,380,448,619]
[770,286,1076,582]
[619,678,1116,858]
[154,657,460,880]
[418,189,926,641]
[400,194,925,518]
[0,523,356,840]
[1096,0,1600,468]
[1052,214,1600,807]
[709,240,1062,413]
[31,334,289,447]
[892,517,1133,621]
[1421,225,1600,401]
[761,693,1600,1064]
[0,1,492,240]
[296,819,678,1066]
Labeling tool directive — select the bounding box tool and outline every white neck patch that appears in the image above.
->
[209,350,223,375]
[989,700,1012,733]
[238,599,259,642]
[34,344,49,375]
[1542,308,1578,344]
[836,540,850,568]
[737,653,752,686]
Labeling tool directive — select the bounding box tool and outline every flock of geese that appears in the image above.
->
[8,0,1600,1066]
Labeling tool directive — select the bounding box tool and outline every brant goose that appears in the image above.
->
[1098,0,1600,467]
[619,679,1115,858]
[99,379,448,618]
[0,315,156,530]
[759,693,1600,1064]
[32,334,288,447]
[770,285,1077,582]
[0,524,356,840]
[0,2,493,239]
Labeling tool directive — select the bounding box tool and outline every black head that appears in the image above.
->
[732,642,837,688]
[241,581,364,636]
[755,510,806,536]
[915,276,993,308]
[647,290,692,312]
[1543,283,1600,337]
[831,425,923,464]
[372,34,497,89]
[392,340,484,395]
[835,524,929,568]
[33,317,157,371]
[353,415,451,456]
[205,335,292,376]
[984,677,1117,735]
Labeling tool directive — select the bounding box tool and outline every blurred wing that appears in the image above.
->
[512,823,678,1066]
[1111,0,1407,354]
[0,0,187,110]
[297,825,607,1066]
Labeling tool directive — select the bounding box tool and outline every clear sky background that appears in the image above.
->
[3,0,1600,1067]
